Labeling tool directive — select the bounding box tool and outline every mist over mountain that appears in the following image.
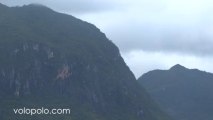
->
[0,3,170,120]
[138,64,213,120]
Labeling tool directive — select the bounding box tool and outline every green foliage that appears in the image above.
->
[0,3,171,120]
[138,64,213,120]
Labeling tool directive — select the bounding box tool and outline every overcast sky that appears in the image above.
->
[1,0,213,78]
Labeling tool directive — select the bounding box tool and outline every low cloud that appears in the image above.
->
[73,0,213,57]
[0,0,118,14]
[109,23,213,56]
[122,50,213,78]
[100,0,213,56]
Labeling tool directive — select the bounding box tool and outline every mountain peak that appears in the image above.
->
[0,3,6,6]
[0,4,170,120]
[24,3,48,8]
[138,64,213,120]
[169,64,187,71]
[0,3,8,9]
[19,3,53,12]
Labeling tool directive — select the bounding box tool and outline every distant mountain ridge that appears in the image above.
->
[0,3,170,120]
[138,64,213,120]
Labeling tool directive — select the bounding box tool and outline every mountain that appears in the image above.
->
[0,3,170,120]
[138,64,213,120]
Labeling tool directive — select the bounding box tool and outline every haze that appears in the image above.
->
[2,0,213,78]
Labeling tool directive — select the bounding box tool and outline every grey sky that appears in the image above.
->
[1,0,213,78]
[1,0,119,13]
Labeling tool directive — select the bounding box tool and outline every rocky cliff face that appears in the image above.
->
[0,3,170,120]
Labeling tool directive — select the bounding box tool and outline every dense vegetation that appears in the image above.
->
[138,64,213,120]
[0,3,171,120]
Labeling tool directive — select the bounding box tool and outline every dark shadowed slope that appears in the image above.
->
[0,3,170,120]
[138,64,213,120]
